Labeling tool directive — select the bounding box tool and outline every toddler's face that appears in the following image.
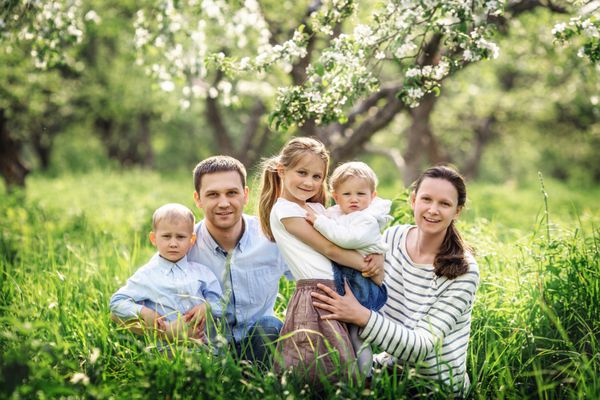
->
[150,218,196,262]
[332,176,375,214]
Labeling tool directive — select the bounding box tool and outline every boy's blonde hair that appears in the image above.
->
[152,203,195,231]
[330,161,378,192]
[258,137,330,242]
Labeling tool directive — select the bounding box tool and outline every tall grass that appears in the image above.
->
[0,170,598,398]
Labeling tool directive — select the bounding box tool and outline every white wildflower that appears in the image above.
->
[89,348,100,364]
[70,372,90,385]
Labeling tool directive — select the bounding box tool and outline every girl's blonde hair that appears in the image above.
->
[258,137,330,241]
[329,161,378,192]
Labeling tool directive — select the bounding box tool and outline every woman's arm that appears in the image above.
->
[312,270,479,363]
[282,217,384,284]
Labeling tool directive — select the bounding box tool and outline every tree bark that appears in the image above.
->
[462,115,497,180]
[0,109,29,190]
[137,112,154,168]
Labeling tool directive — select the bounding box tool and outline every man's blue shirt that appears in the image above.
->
[187,214,289,341]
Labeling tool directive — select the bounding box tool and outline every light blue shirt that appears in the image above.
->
[110,253,224,322]
[187,214,290,341]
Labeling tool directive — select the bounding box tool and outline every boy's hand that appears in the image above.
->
[139,307,167,332]
[305,210,316,225]
[184,303,207,340]
[184,303,207,324]
[363,253,384,285]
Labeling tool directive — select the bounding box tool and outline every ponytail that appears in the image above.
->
[434,221,471,279]
[258,157,282,242]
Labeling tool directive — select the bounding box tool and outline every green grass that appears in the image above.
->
[1,170,598,398]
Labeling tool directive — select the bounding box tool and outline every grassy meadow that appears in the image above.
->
[0,169,599,399]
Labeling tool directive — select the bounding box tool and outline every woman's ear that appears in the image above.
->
[454,206,463,220]
[410,191,416,209]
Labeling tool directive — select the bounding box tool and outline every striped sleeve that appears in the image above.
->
[360,267,479,363]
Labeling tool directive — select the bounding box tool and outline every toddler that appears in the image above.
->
[306,161,390,374]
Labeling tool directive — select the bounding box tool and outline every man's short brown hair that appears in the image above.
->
[193,155,247,193]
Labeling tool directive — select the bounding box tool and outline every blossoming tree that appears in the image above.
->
[132,0,590,182]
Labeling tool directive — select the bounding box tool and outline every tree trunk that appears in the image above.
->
[137,112,154,167]
[30,124,54,170]
[401,93,450,185]
[462,115,497,180]
[0,109,29,189]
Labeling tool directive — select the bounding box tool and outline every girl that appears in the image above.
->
[311,165,480,395]
[258,137,384,383]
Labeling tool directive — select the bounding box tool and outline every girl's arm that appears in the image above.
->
[282,217,384,285]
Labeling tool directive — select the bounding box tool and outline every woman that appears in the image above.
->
[311,165,480,395]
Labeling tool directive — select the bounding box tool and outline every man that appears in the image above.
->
[187,155,289,365]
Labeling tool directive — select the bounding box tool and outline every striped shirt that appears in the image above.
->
[359,224,479,393]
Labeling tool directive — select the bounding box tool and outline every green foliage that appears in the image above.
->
[1,170,599,398]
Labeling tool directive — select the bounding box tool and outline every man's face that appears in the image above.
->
[194,171,249,233]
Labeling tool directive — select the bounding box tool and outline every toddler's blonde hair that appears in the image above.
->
[330,161,378,193]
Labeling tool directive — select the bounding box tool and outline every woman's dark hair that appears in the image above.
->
[413,165,471,279]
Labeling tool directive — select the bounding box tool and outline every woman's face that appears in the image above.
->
[411,177,462,236]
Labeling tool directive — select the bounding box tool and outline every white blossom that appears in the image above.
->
[160,81,175,92]
[552,23,567,35]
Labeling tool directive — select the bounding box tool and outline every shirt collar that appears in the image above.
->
[154,253,188,274]
[199,215,251,255]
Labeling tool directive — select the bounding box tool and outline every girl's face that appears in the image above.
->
[411,177,461,236]
[278,153,326,205]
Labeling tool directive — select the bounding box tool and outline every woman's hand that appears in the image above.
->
[311,280,371,327]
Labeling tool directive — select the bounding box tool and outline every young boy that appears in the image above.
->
[306,161,391,374]
[110,203,224,342]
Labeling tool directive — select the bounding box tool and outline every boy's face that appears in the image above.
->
[150,218,196,262]
[332,176,376,214]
